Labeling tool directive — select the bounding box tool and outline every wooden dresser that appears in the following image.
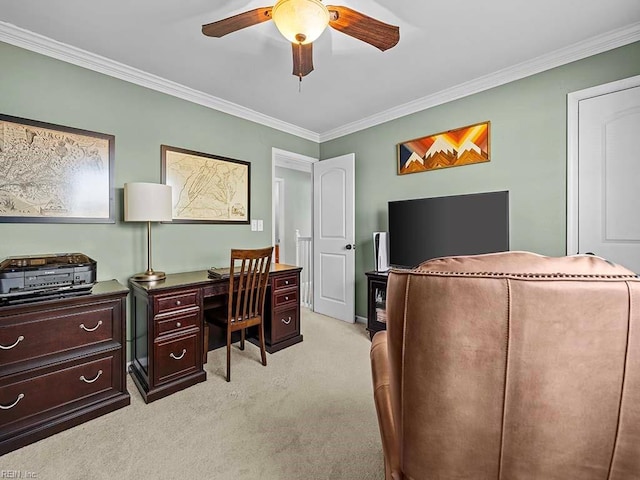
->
[0,280,130,455]
[128,264,303,403]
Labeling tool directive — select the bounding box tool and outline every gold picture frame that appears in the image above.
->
[161,145,250,224]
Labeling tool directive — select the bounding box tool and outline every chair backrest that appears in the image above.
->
[386,251,640,479]
[228,247,273,324]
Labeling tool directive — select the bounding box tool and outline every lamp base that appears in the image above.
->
[131,270,166,282]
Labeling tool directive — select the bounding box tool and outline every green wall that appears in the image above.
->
[320,41,640,318]
[3,39,640,322]
[0,42,318,352]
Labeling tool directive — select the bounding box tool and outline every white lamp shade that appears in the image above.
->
[124,182,173,222]
[272,0,329,44]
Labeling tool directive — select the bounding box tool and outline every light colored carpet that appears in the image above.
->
[2,309,384,480]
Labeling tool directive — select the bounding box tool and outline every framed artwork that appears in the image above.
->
[161,145,250,224]
[0,114,115,223]
[397,121,490,175]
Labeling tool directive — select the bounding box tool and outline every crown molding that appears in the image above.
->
[1,20,638,145]
[319,21,640,142]
[0,21,320,143]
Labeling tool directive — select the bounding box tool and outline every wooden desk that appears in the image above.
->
[128,264,303,403]
[0,280,130,454]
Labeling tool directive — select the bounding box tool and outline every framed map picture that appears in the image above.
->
[0,114,115,223]
[161,145,250,224]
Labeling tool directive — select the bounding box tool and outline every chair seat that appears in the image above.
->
[230,315,262,327]
[207,311,262,328]
[206,308,261,327]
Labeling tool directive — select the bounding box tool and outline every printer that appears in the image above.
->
[0,253,96,305]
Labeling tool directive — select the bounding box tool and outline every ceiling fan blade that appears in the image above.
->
[202,7,273,38]
[292,42,314,78]
[327,6,399,51]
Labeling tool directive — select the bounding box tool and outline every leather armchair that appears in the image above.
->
[371,251,640,479]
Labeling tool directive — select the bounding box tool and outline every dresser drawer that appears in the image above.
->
[273,289,297,308]
[154,290,199,315]
[156,309,199,337]
[0,355,115,427]
[0,304,116,367]
[273,274,298,291]
[272,307,299,343]
[153,332,199,386]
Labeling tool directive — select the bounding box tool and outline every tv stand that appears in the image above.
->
[365,271,389,339]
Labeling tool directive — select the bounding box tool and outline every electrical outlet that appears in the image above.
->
[251,220,258,231]
[257,219,263,231]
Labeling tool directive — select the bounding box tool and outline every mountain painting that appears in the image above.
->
[397,121,490,175]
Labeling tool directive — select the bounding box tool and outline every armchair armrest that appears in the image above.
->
[370,331,401,480]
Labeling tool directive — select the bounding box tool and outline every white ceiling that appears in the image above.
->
[1,0,640,141]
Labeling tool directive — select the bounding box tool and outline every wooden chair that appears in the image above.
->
[204,247,273,382]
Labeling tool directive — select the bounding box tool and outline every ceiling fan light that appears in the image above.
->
[272,0,330,44]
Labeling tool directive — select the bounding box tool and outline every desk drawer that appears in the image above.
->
[0,355,114,427]
[155,290,199,315]
[154,332,199,386]
[156,309,199,337]
[273,289,297,308]
[0,304,116,367]
[202,282,228,299]
[272,307,299,343]
[273,274,298,291]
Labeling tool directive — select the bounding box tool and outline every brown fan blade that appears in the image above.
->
[292,43,314,78]
[327,6,399,51]
[202,7,273,37]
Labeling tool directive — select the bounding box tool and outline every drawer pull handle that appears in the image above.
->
[176,300,182,306]
[282,316,292,325]
[170,349,187,360]
[176,322,182,328]
[0,335,24,350]
[0,393,24,410]
[80,320,103,332]
[80,370,103,384]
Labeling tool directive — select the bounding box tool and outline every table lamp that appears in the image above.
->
[124,182,172,281]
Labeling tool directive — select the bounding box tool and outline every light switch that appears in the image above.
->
[257,219,263,231]
[251,220,258,231]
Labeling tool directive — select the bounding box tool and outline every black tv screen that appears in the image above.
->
[388,191,509,269]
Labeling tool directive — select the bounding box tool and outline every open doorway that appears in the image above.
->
[272,148,317,307]
[274,177,285,262]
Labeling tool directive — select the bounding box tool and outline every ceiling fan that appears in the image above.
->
[202,0,400,80]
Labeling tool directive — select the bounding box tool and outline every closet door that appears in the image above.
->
[568,76,640,273]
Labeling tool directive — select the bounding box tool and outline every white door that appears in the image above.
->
[568,76,640,273]
[313,154,355,323]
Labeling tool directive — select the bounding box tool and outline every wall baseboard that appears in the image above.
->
[355,315,367,325]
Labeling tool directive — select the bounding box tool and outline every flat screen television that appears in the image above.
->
[388,190,509,269]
